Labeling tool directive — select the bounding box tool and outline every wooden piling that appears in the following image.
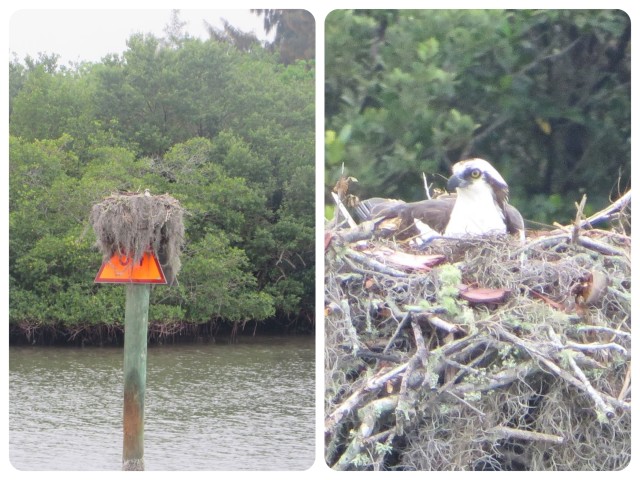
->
[91,192,182,469]
[122,283,150,471]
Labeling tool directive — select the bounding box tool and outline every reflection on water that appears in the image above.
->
[9,335,315,470]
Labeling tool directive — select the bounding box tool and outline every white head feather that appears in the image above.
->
[445,158,508,236]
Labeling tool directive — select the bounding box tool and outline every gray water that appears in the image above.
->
[9,335,315,471]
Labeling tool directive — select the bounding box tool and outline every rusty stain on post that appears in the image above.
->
[122,283,150,471]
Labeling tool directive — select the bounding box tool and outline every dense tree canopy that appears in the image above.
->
[9,20,315,338]
[325,10,630,225]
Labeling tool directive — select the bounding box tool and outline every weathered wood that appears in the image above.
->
[489,426,564,444]
[122,283,150,471]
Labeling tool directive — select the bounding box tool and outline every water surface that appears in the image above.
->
[9,335,315,470]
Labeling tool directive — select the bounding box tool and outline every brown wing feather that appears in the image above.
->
[504,204,524,235]
[398,198,455,234]
[356,197,456,236]
[353,197,401,221]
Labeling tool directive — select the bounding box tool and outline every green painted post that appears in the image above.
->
[122,283,151,471]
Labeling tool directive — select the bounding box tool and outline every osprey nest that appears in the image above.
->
[324,188,631,471]
[90,191,185,285]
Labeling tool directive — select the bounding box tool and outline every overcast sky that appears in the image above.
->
[9,9,274,65]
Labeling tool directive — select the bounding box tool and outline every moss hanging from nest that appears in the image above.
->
[90,192,185,285]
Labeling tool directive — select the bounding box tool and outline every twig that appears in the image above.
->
[331,191,357,229]
[444,390,486,417]
[396,318,425,435]
[519,37,582,75]
[345,249,409,277]
[517,230,627,257]
[516,233,567,254]
[362,428,395,446]
[579,190,631,229]
[571,194,588,244]
[574,325,630,339]
[489,426,564,444]
[618,363,631,402]
[450,361,535,394]
[331,221,376,245]
[383,312,412,354]
[566,340,628,357]
[422,172,431,200]
[576,236,628,257]
[411,315,429,363]
[340,299,363,355]
[426,315,462,334]
[497,326,624,415]
[548,326,616,419]
[325,362,409,435]
[333,395,398,470]
[355,349,403,363]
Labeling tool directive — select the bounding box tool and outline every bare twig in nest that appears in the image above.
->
[553,190,631,232]
[489,426,564,445]
[344,249,409,277]
[331,191,357,229]
[340,299,363,354]
[565,340,628,357]
[334,395,398,470]
[618,363,631,402]
[330,221,377,245]
[497,326,626,415]
[576,236,629,257]
[445,390,487,416]
[548,327,616,419]
[355,349,403,363]
[411,315,429,363]
[426,315,462,334]
[574,325,630,339]
[579,190,631,229]
[396,324,421,436]
[383,312,412,354]
[422,172,432,200]
[571,194,588,244]
[516,233,567,254]
[325,362,409,435]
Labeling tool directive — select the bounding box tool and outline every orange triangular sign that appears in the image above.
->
[95,251,167,284]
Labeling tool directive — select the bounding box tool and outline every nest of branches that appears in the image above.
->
[324,192,631,471]
[90,192,185,285]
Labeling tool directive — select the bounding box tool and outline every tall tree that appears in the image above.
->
[205,19,261,52]
[253,9,315,64]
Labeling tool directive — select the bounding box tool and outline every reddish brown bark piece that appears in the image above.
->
[324,231,334,251]
[459,285,510,304]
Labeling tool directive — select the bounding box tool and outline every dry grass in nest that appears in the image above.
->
[90,192,185,284]
[324,193,631,471]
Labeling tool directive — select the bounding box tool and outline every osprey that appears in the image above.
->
[355,158,524,239]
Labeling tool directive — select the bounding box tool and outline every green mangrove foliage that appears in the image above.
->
[325,10,630,224]
[10,27,314,333]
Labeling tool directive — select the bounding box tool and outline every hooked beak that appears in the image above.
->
[446,173,464,192]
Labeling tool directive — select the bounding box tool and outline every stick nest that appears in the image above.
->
[324,195,631,471]
[90,192,185,284]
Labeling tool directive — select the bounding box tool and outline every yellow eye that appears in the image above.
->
[470,168,481,179]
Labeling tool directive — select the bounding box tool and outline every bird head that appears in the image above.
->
[446,158,509,206]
